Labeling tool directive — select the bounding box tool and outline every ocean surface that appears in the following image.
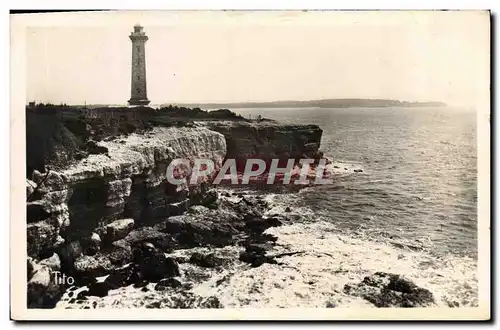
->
[232,106,478,259]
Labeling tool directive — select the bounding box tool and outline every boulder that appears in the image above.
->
[189,252,225,268]
[124,227,171,252]
[201,188,218,207]
[72,254,113,280]
[133,242,180,282]
[166,199,190,216]
[81,232,101,256]
[101,263,141,289]
[105,219,135,243]
[240,251,277,267]
[244,215,283,234]
[343,272,435,307]
[103,239,133,266]
[156,215,237,248]
[154,278,182,291]
[86,281,110,298]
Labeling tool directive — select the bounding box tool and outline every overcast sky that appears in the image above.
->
[23,11,489,107]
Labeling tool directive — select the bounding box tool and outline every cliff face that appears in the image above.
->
[205,121,323,167]
[27,127,226,259]
[26,119,324,308]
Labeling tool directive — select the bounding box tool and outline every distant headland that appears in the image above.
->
[167,99,447,109]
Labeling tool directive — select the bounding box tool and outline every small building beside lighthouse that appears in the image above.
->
[128,24,150,106]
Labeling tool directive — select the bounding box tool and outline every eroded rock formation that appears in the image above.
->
[26,121,324,308]
[206,121,323,168]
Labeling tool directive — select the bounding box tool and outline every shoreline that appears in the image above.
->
[52,188,477,309]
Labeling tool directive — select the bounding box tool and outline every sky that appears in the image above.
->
[22,11,489,107]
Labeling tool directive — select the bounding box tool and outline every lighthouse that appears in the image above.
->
[128,24,150,106]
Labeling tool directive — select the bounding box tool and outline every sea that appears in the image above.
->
[232,106,478,258]
[218,106,479,307]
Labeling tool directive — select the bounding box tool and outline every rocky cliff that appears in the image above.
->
[26,120,324,308]
[206,121,323,167]
[27,126,226,258]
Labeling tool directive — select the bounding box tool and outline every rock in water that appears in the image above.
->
[343,272,435,307]
[86,281,110,298]
[189,252,225,268]
[134,242,180,282]
[154,278,182,291]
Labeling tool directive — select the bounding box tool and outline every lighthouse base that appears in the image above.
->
[128,98,150,106]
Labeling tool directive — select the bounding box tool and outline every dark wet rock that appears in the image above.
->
[133,242,180,282]
[189,252,225,268]
[239,250,277,268]
[133,280,149,288]
[105,218,134,243]
[244,243,272,255]
[155,214,238,248]
[124,227,170,251]
[72,239,132,281]
[57,240,83,266]
[80,232,101,256]
[354,169,363,173]
[86,140,109,155]
[343,272,435,307]
[166,199,190,216]
[251,233,278,243]
[86,281,110,298]
[104,265,136,289]
[154,278,182,291]
[201,188,218,207]
[104,239,133,266]
[244,215,283,234]
[333,165,340,169]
